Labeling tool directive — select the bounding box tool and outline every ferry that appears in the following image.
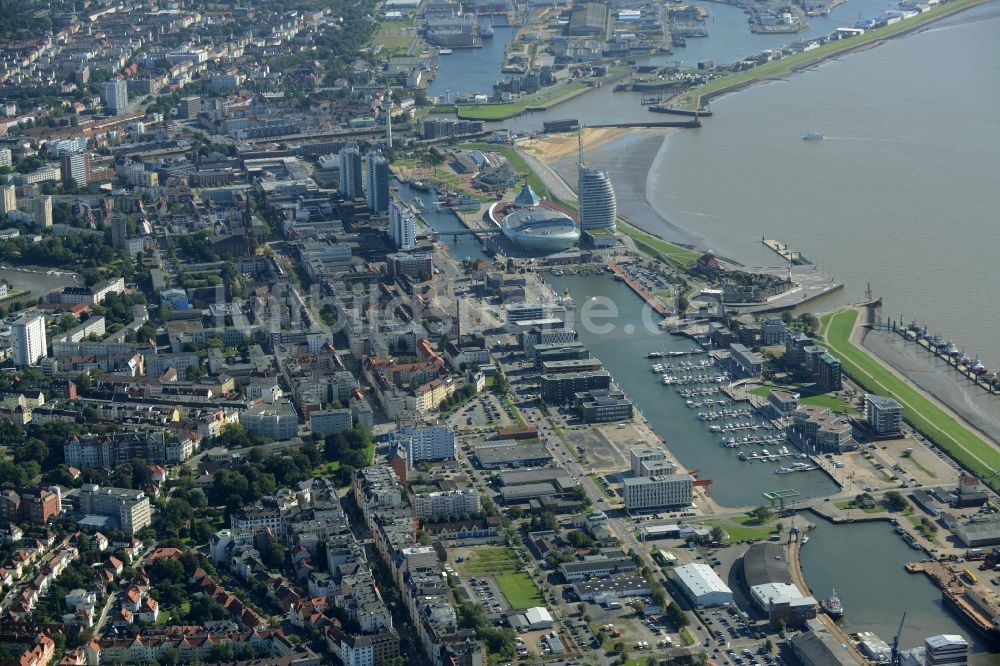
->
[439,48,454,55]
[821,590,844,619]
[803,132,824,141]
[646,351,665,358]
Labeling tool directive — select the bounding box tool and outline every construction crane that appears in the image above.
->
[890,612,907,665]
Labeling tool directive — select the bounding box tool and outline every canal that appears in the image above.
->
[546,273,840,508]
[394,180,491,264]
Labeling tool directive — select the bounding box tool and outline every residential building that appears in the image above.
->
[241,400,299,441]
[310,408,353,436]
[78,484,152,534]
[391,425,457,469]
[817,353,842,390]
[104,80,129,115]
[389,201,417,250]
[413,489,481,519]
[61,152,90,187]
[761,317,788,346]
[865,394,902,435]
[340,144,364,199]
[365,151,390,214]
[11,312,47,367]
[0,183,15,215]
[622,474,694,511]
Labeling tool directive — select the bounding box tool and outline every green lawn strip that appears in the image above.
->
[589,474,613,499]
[495,572,544,608]
[618,222,701,266]
[748,384,856,413]
[553,426,580,462]
[677,0,986,110]
[819,309,1000,491]
[680,627,696,646]
[455,82,588,120]
[459,546,521,575]
[501,394,527,426]
[699,517,778,541]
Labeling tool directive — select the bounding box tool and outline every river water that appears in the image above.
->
[647,3,1000,367]
[421,2,1000,657]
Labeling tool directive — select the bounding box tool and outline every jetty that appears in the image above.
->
[905,560,1000,645]
[762,238,810,265]
[609,263,669,315]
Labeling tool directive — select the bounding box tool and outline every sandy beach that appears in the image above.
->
[520,127,636,163]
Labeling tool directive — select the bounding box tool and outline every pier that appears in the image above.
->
[647,105,714,117]
[890,322,999,394]
[905,560,1000,645]
[609,263,669,315]
[762,238,810,265]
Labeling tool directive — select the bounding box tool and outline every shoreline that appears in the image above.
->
[673,0,990,110]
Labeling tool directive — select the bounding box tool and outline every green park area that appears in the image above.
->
[457,546,521,575]
[618,223,701,267]
[749,385,858,414]
[458,142,552,198]
[370,20,417,55]
[676,0,986,110]
[456,81,588,120]
[495,572,545,608]
[820,309,1000,491]
[457,547,544,608]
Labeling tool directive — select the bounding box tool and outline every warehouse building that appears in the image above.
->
[672,563,733,608]
[475,443,552,469]
[573,574,652,603]
[559,556,637,582]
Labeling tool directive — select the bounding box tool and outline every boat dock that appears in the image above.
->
[762,238,811,265]
[905,560,1000,644]
[891,322,999,394]
[610,263,669,315]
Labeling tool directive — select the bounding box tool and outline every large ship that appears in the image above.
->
[821,590,844,619]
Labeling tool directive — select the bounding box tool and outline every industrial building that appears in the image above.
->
[474,443,552,469]
[559,556,637,582]
[672,563,733,608]
[507,607,553,632]
[572,574,651,603]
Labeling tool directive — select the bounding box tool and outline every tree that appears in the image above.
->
[565,530,593,549]
[259,540,287,569]
[146,557,185,585]
[748,505,773,525]
[163,498,192,536]
[664,602,689,628]
[883,490,908,512]
[709,525,727,543]
[209,644,235,663]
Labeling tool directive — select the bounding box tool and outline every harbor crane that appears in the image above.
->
[890,612,907,665]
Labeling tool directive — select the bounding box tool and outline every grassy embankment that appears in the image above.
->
[820,309,1000,492]
[455,81,589,121]
[675,0,987,110]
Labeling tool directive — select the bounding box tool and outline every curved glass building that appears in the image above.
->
[578,165,616,232]
[502,208,580,253]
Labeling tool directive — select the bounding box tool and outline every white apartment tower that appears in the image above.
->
[11,312,47,367]
[365,150,390,214]
[389,201,416,250]
[104,80,129,115]
[0,184,15,216]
